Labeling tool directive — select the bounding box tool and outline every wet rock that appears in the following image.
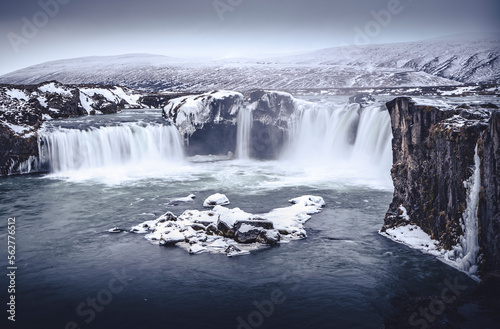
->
[217,218,235,238]
[257,229,281,245]
[234,220,276,244]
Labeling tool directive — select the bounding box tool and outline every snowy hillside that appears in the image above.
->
[271,35,500,84]
[0,36,498,92]
[0,81,141,137]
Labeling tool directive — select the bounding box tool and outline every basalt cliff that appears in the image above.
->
[382,97,500,275]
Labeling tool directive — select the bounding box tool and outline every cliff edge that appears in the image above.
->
[382,97,499,276]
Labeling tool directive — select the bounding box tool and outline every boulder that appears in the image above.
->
[203,193,230,207]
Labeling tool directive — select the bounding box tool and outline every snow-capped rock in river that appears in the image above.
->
[203,193,230,207]
[128,195,325,256]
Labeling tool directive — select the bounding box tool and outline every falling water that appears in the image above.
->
[39,123,184,173]
[446,145,481,277]
[283,101,393,183]
[236,107,253,160]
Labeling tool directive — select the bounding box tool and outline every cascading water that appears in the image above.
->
[39,123,184,173]
[283,100,393,185]
[446,144,481,277]
[236,107,253,160]
[351,104,393,173]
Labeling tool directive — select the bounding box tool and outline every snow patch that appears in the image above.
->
[38,82,72,96]
[5,89,29,101]
[399,205,410,221]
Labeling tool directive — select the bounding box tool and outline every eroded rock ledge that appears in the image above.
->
[382,97,499,275]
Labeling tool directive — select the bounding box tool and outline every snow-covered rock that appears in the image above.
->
[203,193,230,207]
[129,195,325,256]
[163,91,243,136]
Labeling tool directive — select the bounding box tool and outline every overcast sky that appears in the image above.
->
[0,0,499,75]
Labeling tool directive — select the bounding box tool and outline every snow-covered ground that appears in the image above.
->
[1,35,498,91]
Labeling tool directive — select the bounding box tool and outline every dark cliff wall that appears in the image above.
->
[478,111,500,274]
[383,97,499,274]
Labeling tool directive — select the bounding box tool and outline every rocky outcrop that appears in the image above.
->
[129,195,325,256]
[382,97,499,274]
[247,90,296,159]
[162,91,244,156]
[0,81,142,175]
[162,90,300,159]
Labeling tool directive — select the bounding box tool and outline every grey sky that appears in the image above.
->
[1,0,499,75]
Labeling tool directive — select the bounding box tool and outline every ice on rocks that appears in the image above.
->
[189,244,207,255]
[129,195,325,256]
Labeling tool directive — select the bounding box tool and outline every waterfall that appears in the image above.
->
[236,107,253,160]
[283,101,393,184]
[39,123,184,173]
[446,144,481,277]
[351,104,393,173]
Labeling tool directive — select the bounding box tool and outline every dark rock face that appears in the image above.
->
[248,90,296,159]
[0,131,39,175]
[163,91,243,156]
[187,123,237,156]
[250,121,284,159]
[163,90,298,159]
[383,97,499,274]
[478,111,500,273]
[234,220,277,244]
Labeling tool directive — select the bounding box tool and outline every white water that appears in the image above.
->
[31,100,393,188]
[236,107,253,160]
[39,123,184,173]
[446,145,481,277]
[283,101,393,187]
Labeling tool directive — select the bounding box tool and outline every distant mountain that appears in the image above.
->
[1,36,498,92]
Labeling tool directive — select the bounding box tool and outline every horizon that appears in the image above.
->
[1,0,499,76]
[1,31,499,77]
